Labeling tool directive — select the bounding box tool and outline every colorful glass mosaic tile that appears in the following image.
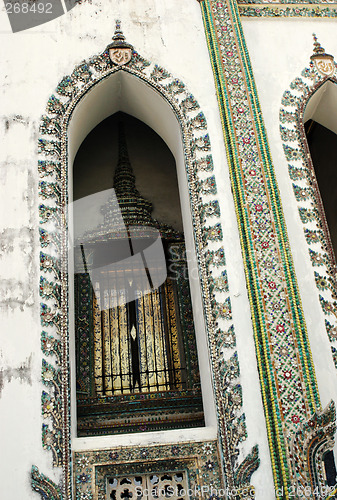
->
[237,1,337,18]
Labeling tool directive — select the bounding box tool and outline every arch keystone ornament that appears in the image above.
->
[107,21,133,66]
[33,24,259,500]
[310,34,335,77]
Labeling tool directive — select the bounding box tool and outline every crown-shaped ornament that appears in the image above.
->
[310,34,335,77]
[107,20,133,66]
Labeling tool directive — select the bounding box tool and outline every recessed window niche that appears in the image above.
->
[73,112,204,436]
[304,80,337,260]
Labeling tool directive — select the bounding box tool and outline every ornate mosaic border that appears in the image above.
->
[280,47,337,371]
[199,0,336,497]
[239,4,337,18]
[237,2,337,18]
[238,0,337,4]
[34,29,259,500]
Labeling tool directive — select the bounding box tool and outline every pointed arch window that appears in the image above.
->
[304,80,337,260]
[73,113,204,436]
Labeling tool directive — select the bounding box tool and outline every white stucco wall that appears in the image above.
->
[242,17,337,462]
[0,1,284,499]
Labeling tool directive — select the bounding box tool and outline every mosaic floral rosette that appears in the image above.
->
[199,0,336,497]
[280,53,337,371]
[34,27,258,499]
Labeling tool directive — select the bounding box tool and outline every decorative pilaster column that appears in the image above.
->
[198,0,336,498]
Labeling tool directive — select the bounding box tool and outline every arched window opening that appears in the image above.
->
[73,112,204,436]
[304,81,337,259]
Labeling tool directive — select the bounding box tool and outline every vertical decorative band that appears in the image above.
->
[198,0,331,496]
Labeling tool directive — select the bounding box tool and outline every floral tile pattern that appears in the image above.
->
[237,0,337,18]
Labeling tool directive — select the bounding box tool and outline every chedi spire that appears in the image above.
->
[102,120,155,230]
[80,119,181,244]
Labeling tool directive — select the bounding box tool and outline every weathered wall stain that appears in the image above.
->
[0,115,38,312]
[1,115,30,133]
[0,227,34,257]
[0,278,34,309]
[25,164,37,227]
[0,227,36,310]
[0,353,32,397]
